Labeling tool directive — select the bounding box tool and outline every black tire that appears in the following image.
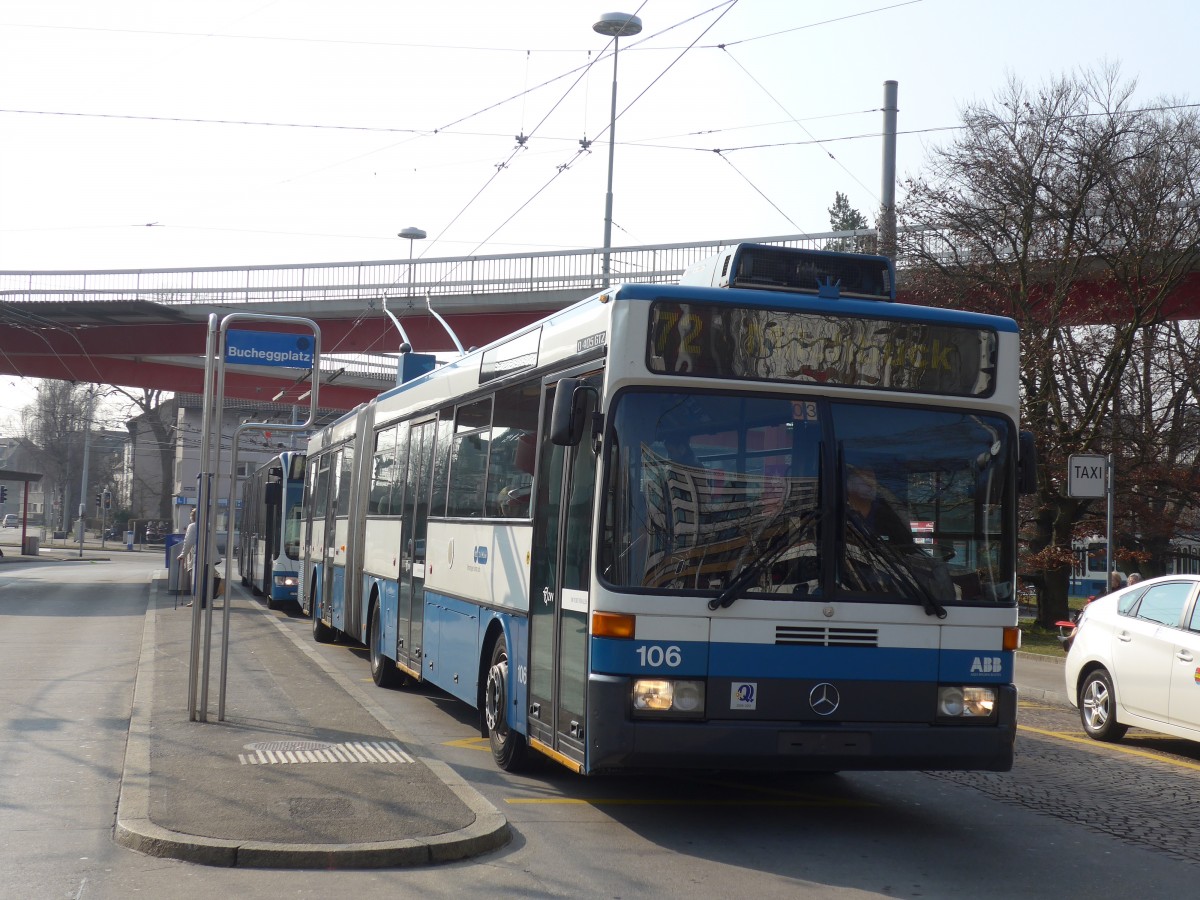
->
[1079,668,1128,742]
[264,565,277,608]
[369,601,403,688]
[484,634,528,771]
[311,580,336,644]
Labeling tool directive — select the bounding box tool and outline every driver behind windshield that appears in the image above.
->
[846,465,916,549]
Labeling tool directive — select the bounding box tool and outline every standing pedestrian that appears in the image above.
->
[178,509,198,605]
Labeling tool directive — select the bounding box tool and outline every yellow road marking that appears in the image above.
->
[505,796,875,807]
[1019,723,1200,772]
[444,737,491,751]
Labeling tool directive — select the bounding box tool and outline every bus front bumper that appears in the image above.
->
[585,676,1017,773]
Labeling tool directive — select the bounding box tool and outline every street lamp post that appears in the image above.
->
[77,386,96,558]
[593,12,642,289]
[398,226,427,297]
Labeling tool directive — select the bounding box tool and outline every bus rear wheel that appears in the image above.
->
[484,634,527,771]
[311,582,335,644]
[369,602,403,688]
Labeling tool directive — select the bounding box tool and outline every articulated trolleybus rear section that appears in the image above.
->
[301,242,1037,775]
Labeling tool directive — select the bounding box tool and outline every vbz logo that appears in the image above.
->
[970,656,1003,674]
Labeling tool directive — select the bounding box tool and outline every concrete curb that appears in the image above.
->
[114,575,510,868]
[1014,650,1073,708]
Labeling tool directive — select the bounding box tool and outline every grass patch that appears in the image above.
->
[1018,621,1066,657]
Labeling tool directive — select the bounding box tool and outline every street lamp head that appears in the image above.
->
[398,227,427,241]
[593,12,642,38]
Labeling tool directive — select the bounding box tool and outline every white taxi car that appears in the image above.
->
[1065,575,1200,743]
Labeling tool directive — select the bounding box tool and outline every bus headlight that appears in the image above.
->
[632,679,706,718]
[274,575,298,588]
[937,686,997,719]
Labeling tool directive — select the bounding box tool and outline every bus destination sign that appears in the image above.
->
[647,301,997,398]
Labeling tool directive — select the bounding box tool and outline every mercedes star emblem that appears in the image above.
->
[808,682,841,716]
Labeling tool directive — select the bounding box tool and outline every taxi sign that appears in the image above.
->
[1067,453,1107,498]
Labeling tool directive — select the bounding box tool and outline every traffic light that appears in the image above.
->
[0,486,6,503]
[103,490,112,510]
[95,494,101,509]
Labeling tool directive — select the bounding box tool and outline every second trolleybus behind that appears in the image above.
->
[239,450,306,608]
[300,242,1038,775]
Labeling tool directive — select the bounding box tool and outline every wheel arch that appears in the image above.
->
[1074,660,1110,704]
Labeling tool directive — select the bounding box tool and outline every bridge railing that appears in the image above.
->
[0,231,878,305]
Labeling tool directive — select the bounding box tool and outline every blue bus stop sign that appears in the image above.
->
[225,331,315,369]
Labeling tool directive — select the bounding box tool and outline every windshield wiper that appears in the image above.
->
[709,508,817,610]
[844,515,947,619]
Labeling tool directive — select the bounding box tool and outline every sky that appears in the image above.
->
[0,0,1197,421]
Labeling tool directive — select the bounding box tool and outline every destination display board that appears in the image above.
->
[647,301,997,398]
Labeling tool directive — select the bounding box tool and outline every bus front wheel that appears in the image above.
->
[484,635,527,771]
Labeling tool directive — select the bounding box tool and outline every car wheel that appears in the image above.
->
[1079,668,1128,742]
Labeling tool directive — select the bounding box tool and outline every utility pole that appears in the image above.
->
[880,80,899,261]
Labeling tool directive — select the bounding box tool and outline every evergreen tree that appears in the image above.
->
[826,192,873,252]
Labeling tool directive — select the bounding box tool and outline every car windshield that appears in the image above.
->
[602,390,1016,607]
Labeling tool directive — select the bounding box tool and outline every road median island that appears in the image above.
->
[115,576,509,868]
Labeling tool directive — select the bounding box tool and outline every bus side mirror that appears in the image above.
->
[550,378,588,446]
[264,482,283,507]
[1018,431,1038,495]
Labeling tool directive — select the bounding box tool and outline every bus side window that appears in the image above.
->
[312,456,331,518]
[371,426,397,515]
[486,381,540,518]
[429,409,453,518]
[389,422,410,516]
[446,398,492,518]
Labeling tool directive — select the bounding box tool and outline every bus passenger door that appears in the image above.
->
[262,478,282,599]
[319,448,345,627]
[399,420,435,673]
[528,375,599,768]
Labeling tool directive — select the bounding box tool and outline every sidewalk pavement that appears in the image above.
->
[114,577,509,869]
[0,540,157,563]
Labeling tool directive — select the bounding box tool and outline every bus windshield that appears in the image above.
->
[284,482,304,561]
[603,390,1015,607]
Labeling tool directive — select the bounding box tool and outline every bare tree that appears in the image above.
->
[1110,322,1200,574]
[898,66,1200,625]
[112,387,176,525]
[19,382,104,531]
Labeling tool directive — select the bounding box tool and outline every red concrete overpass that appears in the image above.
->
[2,233,1197,411]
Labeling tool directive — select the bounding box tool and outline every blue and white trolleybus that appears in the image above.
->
[240,450,306,608]
[301,243,1037,774]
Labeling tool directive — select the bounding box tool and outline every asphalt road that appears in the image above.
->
[5,555,1200,899]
